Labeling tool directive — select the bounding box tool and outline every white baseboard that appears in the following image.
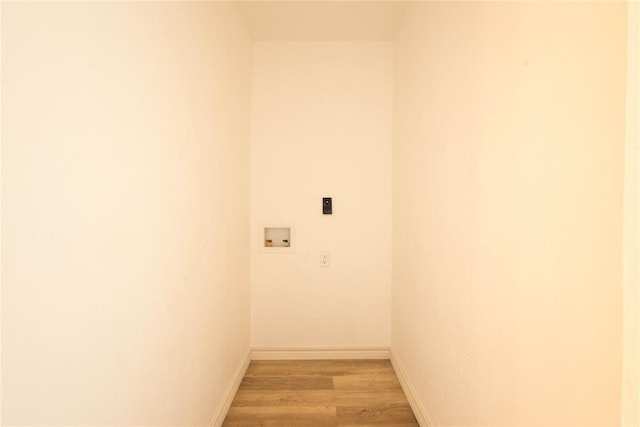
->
[251,346,391,360]
[209,350,251,427]
[390,350,432,427]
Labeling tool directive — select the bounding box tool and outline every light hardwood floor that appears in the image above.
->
[222,359,419,426]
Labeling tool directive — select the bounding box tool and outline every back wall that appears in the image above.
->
[250,42,393,348]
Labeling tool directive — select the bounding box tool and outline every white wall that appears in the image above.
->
[1,3,251,425]
[250,42,393,348]
[623,3,640,425]
[0,3,3,422]
[392,2,626,425]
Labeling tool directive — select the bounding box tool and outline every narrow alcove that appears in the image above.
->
[1,2,638,426]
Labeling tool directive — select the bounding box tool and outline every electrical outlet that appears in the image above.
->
[320,252,330,267]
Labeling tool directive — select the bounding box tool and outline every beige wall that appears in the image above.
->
[0,2,3,423]
[392,2,627,425]
[623,2,640,425]
[250,42,393,348]
[1,2,251,425]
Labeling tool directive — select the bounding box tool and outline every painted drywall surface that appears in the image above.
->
[0,3,3,423]
[1,2,251,425]
[239,2,408,41]
[250,42,393,348]
[623,3,640,425]
[392,2,626,425]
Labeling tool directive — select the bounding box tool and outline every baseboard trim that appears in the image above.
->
[209,349,251,427]
[251,346,391,360]
[390,350,432,427]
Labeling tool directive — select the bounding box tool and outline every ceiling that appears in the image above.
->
[238,1,409,41]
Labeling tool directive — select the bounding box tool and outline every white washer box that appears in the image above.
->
[261,224,294,252]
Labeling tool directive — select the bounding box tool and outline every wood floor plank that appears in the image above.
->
[225,422,336,427]
[337,404,419,425]
[339,425,419,427]
[246,360,393,377]
[231,389,410,408]
[333,373,402,390]
[221,423,262,427]
[224,406,337,425]
[239,375,334,390]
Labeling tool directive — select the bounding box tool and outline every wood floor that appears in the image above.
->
[222,359,419,426]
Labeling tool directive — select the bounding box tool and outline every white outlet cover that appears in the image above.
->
[320,251,330,267]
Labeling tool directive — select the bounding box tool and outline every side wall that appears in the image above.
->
[250,42,393,349]
[623,2,640,425]
[1,3,251,425]
[392,3,627,425]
